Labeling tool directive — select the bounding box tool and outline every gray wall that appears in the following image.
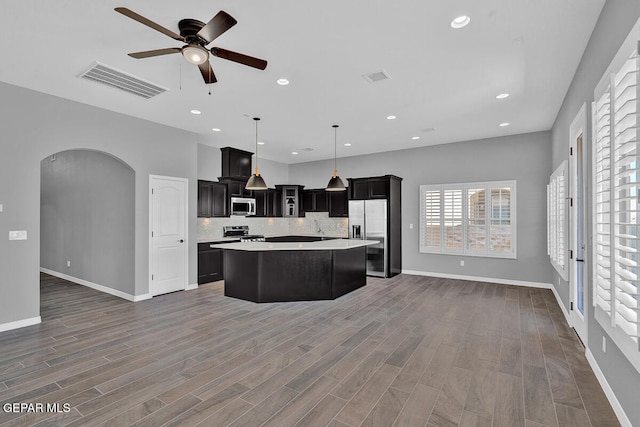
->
[0,81,199,326]
[550,0,640,424]
[290,131,553,285]
[40,150,135,295]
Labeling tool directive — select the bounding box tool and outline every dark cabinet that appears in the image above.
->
[198,243,224,284]
[302,189,328,213]
[221,147,253,178]
[349,177,390,200]
[252,189,278,217]
[198,180,228,217]
[219,177,252,198]
[328,188,349,217]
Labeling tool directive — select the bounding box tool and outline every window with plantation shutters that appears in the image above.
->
[548,161,568,280]
[419,181,516,258]
[592,18,640,373]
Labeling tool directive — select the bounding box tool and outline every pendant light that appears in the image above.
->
[326,124,346,191]
[245,117,268,190]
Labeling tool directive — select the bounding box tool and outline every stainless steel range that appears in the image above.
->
[223,225,265,242]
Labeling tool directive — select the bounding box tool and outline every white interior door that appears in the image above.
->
[150,175,188,296]
[570,104,588,344]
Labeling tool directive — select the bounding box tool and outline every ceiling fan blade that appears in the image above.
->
[115,7,185,42]
[197,61,218,84]
[128,48,181,59]
[210,47,267,70]
[196,11,237,44]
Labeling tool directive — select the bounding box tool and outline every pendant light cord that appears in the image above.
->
[254,117,260,173]
[333,124,339,176]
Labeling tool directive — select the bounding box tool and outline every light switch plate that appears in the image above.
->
[0,204,3,212]
[9,230,27,240]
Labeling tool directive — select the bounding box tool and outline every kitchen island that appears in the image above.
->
[211,239,376,303]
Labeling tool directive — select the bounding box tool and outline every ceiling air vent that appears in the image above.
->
[362,70,391,83]
[79,61,168,99]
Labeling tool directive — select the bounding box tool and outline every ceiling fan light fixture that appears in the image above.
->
[245,117,268,190]
[326,125,346,192]
[182,45,209,65]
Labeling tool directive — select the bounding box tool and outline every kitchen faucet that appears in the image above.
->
[313,219,323,235]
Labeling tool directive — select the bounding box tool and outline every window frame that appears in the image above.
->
[591,16,640,374]
[419,180,517,259]
[548,161,569,280]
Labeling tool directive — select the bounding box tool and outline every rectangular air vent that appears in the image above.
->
[363,70,391,83]
[79,61,168,99]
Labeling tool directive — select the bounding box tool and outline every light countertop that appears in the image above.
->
[210,239,377,251]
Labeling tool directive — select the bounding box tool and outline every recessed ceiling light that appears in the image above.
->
[387,115,397,120]
[190,109,201,115]
[211,128,221,132]
[496,93,510,99]
[451,15,470,29]
[276,78,290,86]
[258,141,265,145]
[499,122,511,127]
[344,143,352,146]
[412,136,420,140]
[291,151,299,155]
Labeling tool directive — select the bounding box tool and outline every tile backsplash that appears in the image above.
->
[197,212,348,241]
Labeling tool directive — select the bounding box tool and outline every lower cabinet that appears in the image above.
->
[198,243,224,284]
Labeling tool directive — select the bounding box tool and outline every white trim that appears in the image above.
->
[586,348,632,427]
[40,268,150,302]
[185,283,198,291]
[402,269,551,289]
[569,102,589,345]
[0,316,41,333]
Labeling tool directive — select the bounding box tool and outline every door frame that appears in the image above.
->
[148,174,189,296]
[569,103,588,344]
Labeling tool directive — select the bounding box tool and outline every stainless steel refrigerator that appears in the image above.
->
[349,199,388,277]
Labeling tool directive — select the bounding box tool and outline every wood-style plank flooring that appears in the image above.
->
[0,273,619,426]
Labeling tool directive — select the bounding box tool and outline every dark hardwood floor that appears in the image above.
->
[0,273,619,426]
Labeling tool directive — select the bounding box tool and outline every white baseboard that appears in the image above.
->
[40,268,142,302]
[0,316,41,333]
[185,283,198,291]
[402,269,553,290]
[586,348,631,427]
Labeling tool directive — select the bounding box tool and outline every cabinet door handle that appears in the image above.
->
[178,239,184,243]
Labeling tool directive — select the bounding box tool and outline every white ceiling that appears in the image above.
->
[0,1,604,164]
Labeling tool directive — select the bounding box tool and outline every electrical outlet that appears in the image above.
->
[0,204,3,212]
[409,223,413,229]
[8,230,27,240]
[460,260,465,267]
[602,336,607,353]
[67,260,71,268]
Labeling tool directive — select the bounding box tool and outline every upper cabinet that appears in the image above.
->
[302,189,329,213]
[220,147,253,178]
[198,180,228,217]
[328,189,349,217]
[348,175,401,200]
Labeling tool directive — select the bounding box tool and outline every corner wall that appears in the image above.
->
[549,0,640,424]
[0,81,199,328]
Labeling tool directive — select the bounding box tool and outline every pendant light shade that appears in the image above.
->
[245,117,268,190]
[326,124,346,191]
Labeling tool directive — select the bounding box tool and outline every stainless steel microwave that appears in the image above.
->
[230,197,256,216]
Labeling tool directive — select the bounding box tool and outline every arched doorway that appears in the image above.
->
[40,149,136,298]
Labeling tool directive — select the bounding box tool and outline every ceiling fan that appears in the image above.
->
[115,7,267,84]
